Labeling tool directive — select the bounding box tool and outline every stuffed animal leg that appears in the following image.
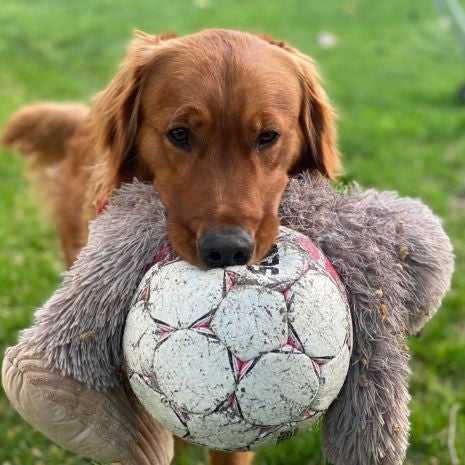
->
[281,175,454,465]
[2,346,174,464]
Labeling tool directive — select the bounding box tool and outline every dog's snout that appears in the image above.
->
[198,228,254,268]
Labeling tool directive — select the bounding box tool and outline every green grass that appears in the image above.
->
[1,1,464,464]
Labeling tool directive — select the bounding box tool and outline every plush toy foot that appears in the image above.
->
[2,346,174,464]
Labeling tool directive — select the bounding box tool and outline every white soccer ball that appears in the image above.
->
[123,226,352,451]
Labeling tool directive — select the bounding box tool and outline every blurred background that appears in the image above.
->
[0,1,464,464]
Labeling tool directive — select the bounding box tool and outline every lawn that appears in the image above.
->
[1,1,464,464]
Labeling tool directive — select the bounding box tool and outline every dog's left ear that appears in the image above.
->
[91,31,176,198]
[259,36,341,180]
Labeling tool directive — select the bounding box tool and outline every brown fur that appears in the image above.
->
[1,29,340,464]
[1,102,90,166]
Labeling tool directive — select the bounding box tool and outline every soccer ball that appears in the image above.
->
[123,226,352,451]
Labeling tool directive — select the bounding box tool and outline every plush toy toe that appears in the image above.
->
[119,394,175,465]
[2,345,174,464]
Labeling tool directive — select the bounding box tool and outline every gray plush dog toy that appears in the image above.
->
[2,172,454,465]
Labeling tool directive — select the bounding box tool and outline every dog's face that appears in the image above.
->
[94,30,339,268]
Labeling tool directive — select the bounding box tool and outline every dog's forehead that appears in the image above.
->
[141,34,302,123]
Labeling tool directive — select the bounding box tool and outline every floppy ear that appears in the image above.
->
[259,36,341,180]
[294,54,341,180]
[92,31,176,196]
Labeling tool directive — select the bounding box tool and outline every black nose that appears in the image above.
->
[198,228,254,268]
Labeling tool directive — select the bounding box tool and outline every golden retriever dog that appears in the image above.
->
[2,29,340,465]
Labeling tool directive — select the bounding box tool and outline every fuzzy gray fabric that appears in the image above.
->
[18,183,168,388]
[14,173,453,465]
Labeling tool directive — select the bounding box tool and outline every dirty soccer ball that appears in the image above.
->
[123,226,352,451]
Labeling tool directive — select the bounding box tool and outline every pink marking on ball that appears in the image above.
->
[310,358,329,376]
[138,285,149,302]
[170,403,189,424]
[286,328,304,352]
[150,246,174,267]
[258,425,279,438]
[158,324,175,342]
[279,343,302,353]
[225,272,237,292]
[193,326,215,336]
[324,258,341,283]
[191,314,213,330]
[143,373,161,392]
[298,237,321,261]
[227,393,240,414]
[298,407,316,421]
[233,356,254,381]
[282,287,291,302]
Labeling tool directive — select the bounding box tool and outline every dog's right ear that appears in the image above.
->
[258,34,341,180]
[92,31,176,196]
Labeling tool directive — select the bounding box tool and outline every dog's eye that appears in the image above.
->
[167,127,192,149]
[257,131,280,150]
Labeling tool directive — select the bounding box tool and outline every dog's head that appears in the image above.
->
[93,29,340,268]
